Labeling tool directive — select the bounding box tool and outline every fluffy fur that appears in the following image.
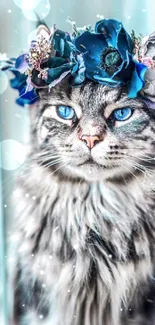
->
[11,80,155,325]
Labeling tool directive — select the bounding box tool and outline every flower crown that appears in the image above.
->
[2,19,155,108]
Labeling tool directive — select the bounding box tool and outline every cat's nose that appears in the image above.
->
[81,135,103,149]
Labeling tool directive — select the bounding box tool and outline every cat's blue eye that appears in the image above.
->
[57,105,75,120]
[113,107,133,121]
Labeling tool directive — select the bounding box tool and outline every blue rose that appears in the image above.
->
[75,19,147,97]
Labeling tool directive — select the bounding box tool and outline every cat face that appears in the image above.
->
[33,80,155,182]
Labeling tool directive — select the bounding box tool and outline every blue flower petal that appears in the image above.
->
[95,19,133,64]
[128,62,148,98]
[9,68,27,90]
[16,87,39,106]
[117,28,133,60]
[15,54,29,73]
[47,62,76,83]
[75,31,108,59]
[95,19,122,48]
[53,30,73,59]
[41,57,68,69]
[81,52,110,82]
[59,38,65,56]
[93,74,120,85]
[72,55,86,85]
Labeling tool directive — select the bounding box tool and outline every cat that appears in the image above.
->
[11,78,155,325]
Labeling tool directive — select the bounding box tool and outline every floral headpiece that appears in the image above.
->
[2,19,155,108]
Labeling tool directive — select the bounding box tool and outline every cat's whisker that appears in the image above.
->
[120,163,142,183]
[103,153,132,189]
[123,158,155,179]
[33,152,61,159]
[18,158,64,178]
[127,152,155,161]
[49,161,69,177]
[126,153,155,164]
[36,156,63,164]
[38,158,64,169]
[125,161,147,176]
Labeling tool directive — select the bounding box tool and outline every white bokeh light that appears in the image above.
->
[22,0,50,21]
[0,71,8,94]
[0,140,26,171]
[13,0,41,10]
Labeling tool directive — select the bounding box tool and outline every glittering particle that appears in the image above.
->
[32,196,36,200]
[40,270,45,275]
[4,204,7,208]
[8,9,12,13]
[39,314,44,319]
[22,304,25,307]
[25,193,29,198]
[127,15,131,19]
[68,289,70,293]
[120,308,123,311]
[109,254,112,259]
[42,283,46,288]
[96,14,104,19]
[49,255,53,259]
[31,254,34,257]
[5,99,8,102]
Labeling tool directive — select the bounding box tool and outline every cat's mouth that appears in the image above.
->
[78,157,95,166]
[77,157,118,170]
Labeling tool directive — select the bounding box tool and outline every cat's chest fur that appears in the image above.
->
[13,173,155,325]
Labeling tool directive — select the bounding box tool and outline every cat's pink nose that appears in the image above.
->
[81,135,102,149]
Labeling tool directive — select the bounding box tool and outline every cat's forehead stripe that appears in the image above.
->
[79,83,122,106]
